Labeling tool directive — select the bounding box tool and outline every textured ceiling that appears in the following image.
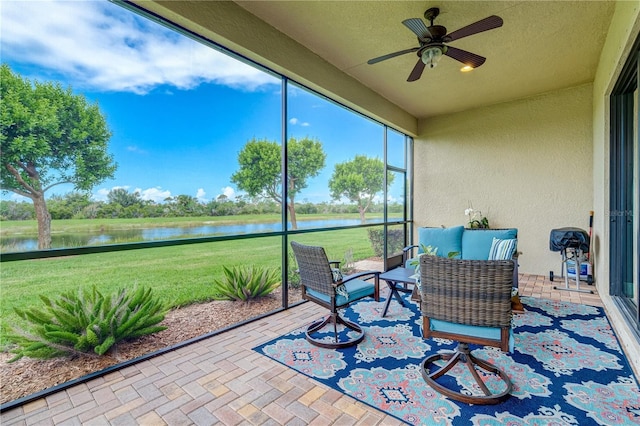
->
[234,1,615,119]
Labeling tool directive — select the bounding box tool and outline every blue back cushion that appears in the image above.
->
[418,226,464,258]
[462,228,518,260]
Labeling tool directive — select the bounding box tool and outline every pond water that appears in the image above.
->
[1,218,385,252]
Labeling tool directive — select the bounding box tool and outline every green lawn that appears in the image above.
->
[0,227,378,347]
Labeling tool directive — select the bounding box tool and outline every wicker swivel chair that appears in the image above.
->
[419,255,515,404]
[291,241,380,349]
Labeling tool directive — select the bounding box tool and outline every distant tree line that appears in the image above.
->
[0,189,402,221]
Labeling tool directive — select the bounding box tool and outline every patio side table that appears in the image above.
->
[379,267,419,317]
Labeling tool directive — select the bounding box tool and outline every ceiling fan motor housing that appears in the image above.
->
[426,25,447,40]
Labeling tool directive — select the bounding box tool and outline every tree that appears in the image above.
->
[166,194,205,217]
[329,155,393,223]
[48,192,93,219]
[0,200,34,220]
[104,188,145,218]
[230,137,325,229]
[0,64,116,249]
[107,188,142,208]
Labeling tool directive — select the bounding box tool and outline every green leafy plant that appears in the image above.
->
[211,265,281,301]
[7,285,167,362]
[409,243,460,269]
[367,228,405,257]
[465,203,490,229]
[287,251,302,289]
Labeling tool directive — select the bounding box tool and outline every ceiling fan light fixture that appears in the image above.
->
[421,46,443,68]
[460,65,474,72]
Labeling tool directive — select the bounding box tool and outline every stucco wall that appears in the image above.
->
[415,84,593,276]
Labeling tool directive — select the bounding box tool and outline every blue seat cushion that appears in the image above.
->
[428,319,515,352]
[306,278,375,306]
[462,228,518,260]
[418,226,464,259]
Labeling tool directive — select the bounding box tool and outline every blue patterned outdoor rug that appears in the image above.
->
[254,293,640,425]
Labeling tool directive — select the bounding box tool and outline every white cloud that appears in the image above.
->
[289,117,310,127]
[221,186,235,199]
[136,187,171,203]
[92,185,131,202]
[126,146,148,154]
[1,192,28,202]
[196,188,207,202]
[1,0,278,94]
[93,188,110,202]
[93,185,170,202]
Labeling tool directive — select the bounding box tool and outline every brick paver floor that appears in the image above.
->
[1,273,601,425]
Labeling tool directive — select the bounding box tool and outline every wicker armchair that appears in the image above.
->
[419,255,514,404]
[291,241,380,349]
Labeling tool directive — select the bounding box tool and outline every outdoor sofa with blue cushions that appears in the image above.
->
[402,225,519,287]
[404,226,518,351]
[412,229,518,354]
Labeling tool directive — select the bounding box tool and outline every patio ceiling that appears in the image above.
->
[233,1,615,119]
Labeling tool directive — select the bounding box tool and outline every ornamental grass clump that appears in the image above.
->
[211,265,280,301]
[7,285,168,362]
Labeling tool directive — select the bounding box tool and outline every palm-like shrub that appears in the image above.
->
[288,252,301,289]
[7,285,167,362]
[211,265,280,301]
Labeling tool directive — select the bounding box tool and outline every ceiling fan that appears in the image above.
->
[367,7,503,82]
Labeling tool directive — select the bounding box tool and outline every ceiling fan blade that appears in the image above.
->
[446,15,503,42]
[367,47,419,65]
[444,46,486,68]
[402,18,432,40]
[407,59,426,82]
[445,46,487,68]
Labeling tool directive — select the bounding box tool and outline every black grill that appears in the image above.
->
[549,227,590,253]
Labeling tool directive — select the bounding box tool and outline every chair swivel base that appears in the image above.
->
[306,313,365,349]
[420,343,512,405]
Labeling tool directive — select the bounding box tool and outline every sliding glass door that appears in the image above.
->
[610,36,640,332]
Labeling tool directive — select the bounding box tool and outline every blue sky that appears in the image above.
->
[1,0,403,204]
